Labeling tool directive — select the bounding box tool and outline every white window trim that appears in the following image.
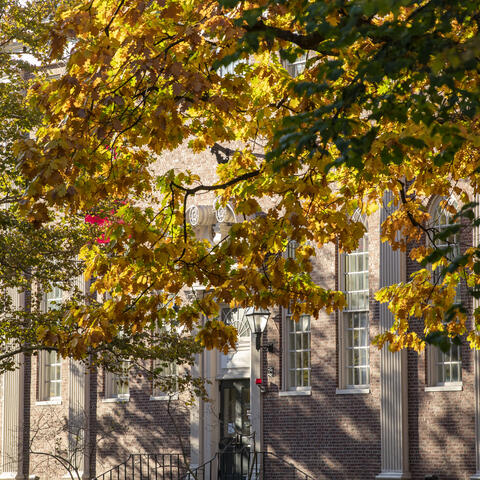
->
[220,305,251,340]
[426,343,463,388]
[151,360,178,399]
[336,388,370,395]
[35,399,62,406]
[150,393,179,401]
[38,350,62,402]
[426,196,463,388]
[38,287,64,402]
[278,389,311,397]
[338,216,370,392]
[104,364,130,400]
[282,52,310,77]
[281,241,312,394]
[425,384,462,392]
[102,396,130,403]
[281,306,312,393]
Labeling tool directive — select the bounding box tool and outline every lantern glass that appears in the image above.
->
[245,307,270,334]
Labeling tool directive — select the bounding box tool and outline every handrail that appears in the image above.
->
[93,449,315,480]
[94,454,132,480]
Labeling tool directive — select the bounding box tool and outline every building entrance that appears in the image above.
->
[219,379,251,479]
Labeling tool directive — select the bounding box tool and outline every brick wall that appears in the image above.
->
[25,356,190,480]
[263,211,383,479]
[263,204,478,479]
[94,366,190,476]
[29,355,71,480]
[406,220,475,480]
[3,147,480,480]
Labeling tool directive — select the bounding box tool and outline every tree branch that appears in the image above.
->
[171,169,260,195]
[242,20,328,52]
[104,0,126,37]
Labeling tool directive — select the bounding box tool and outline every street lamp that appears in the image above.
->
[245,307,273,352]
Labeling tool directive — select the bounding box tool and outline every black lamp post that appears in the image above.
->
[245,307,273,352]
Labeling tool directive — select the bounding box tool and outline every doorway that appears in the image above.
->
[219,379,251,479]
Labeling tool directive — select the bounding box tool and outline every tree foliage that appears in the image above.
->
[0,2,205,401]
[0,0,87,371]
[12,0,480,358]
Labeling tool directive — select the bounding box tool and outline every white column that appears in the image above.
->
[376,191,410,479]
[202,348,218,463]
[472,198,480,479]
[68,272,93,480]
[189,352,203,469]
[69,360,86,478]
[474,347,480,480]
[1,291,26,480]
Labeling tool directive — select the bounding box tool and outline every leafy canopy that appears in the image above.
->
[0,1,205,400]
[13,0,480,356]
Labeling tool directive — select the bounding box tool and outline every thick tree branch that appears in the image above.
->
[0,344,57,363]
[171,169,260,195]
[242,20,328,52]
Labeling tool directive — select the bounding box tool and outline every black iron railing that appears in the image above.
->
[94,453,186,480]
[180,453,218,480]
[94,450,315,480]
[183,449,314,480]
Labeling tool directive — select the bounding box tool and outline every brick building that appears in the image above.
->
[1,147,480,480]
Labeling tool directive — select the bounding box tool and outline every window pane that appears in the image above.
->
[296,370,302,386]
[303,369,309,386]
[288,333,295,350]
[303,352,309,369]
[289,352,295,368]
[347,368,354,386]
[361,368,367,385]
[296,352,302,368]
[283,367,292,387]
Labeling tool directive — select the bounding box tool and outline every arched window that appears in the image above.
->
[339,214,370,391]
[427,198,462,387]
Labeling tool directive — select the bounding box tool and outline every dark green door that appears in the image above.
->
[219,379,251,480]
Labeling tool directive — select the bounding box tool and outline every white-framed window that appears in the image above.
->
[339,216,370,391]
[151,360,178,399]
[46,285,64,310]
[217,59,248,77]
[282,240,311,391]
[282,53,309,77]
[427,198,462,387]
[38,287,63,402]
[104,361,129,400]
[38,350,62,401]
[284,308,311,390]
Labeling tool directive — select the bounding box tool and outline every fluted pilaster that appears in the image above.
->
[376,191,410,479]
[1,291,26,480]
[471,197,480,479]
